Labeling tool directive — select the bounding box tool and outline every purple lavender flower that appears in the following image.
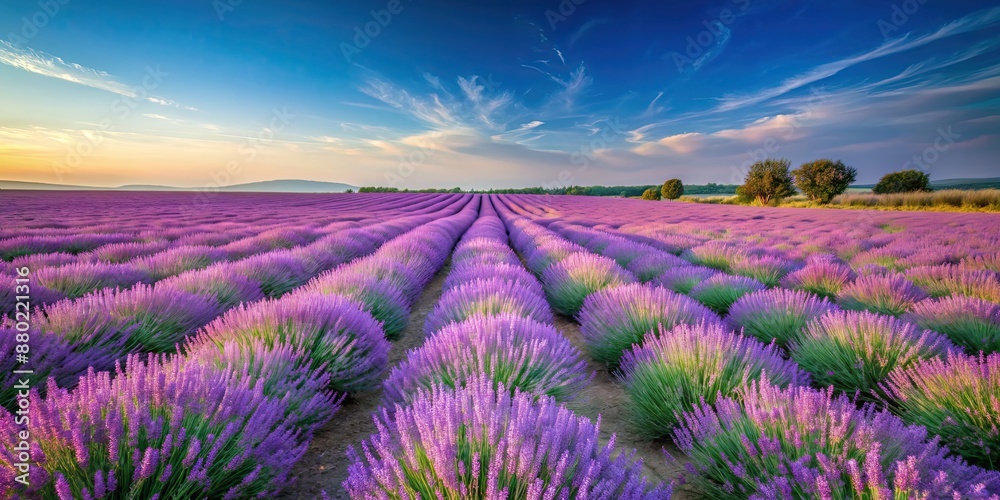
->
[885,352,1000,468]
[688,274,766,315]
[542,252,636,316]
[673,381,1000,499]
[906,265,1000,303]
[345,378,670,499]
[0,355,308,499]
[384,313,590,405]
[730,254,799,287]
[653,265,718,295]
[132,245,229,280]
[790,310,954,401]
[625,251,691,282]
[157,264,265,309]
[903,295,1000,354]
[727,288,839,349]
[424,278,553,335]
[578,283,721,366]
[186,293,389,394]
[443,261,544,298]
[88,241,170,263]
[838,272,928,317]
[34,262,152,299]
[230,250,310,298]
[620,322,808,438]
[299,270,411,340]
[780,256,856,299]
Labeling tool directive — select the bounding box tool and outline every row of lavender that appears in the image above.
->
[346,196,671,498]
[0,194,465,411]
[496,195,1000,498]
[0,193,462,314]
[0,195,477,498]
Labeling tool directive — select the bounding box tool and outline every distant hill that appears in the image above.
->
[0,179,357,193]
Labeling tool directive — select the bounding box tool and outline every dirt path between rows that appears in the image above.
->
[553,315,692,498]
[280,260,451,499]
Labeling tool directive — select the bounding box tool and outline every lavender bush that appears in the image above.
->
[186,293,389,394]
[578,283,720,367]
[904,296,1000,354]
[0,355,308,499]
[653,265,717,295]
[345,378,670,499]
[689,274,766,315]
[790,310,953,401]
[301,271,411,340]
[424,278,553,334]
[542,252,635,316]
[619,322,808,438]
[727,288,839,349]
[383,314,590,406]
[837,273,928,317]
[780,256,856,299]
[885,352,1000,468]
[673,381,1000,499]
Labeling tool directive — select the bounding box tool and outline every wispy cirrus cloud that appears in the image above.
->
[714,6,1000,112]
[0,40,192,109]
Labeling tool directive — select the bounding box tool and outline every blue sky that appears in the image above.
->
[1,0,998,189]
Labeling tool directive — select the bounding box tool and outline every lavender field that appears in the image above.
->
[2,191,1000,499]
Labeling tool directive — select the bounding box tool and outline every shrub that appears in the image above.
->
[619,322,808,438]
[0,355,308,499]
[661,179,684,200]
[541,253,635,316]
[641,188,661,200]
[158,265,265,309]
[653,265,717,294]
[578,283,720,367]
[688,274,766,315]
[132,245,228,280]
[625,252,689,282]
[885,352,1000,468]
[905,265,1000,303]
[792,158,857,203]
[0,325,101,411]
[345,379,669,499]
[383,314,590,406]
[780,256,856,299]
[34,262,151,299]
[673,381,1000,499]
[736,158,796,205]
[300,272,411,340]
[231,251,310,298]
[904,296,1000,354]
[727,288,839,349]
[729,254,796,287]
[186,294,389,394]
[790,310,953,401]
[873,169,932,194]
[443,262,543,298]
[838,273,928,316]
[424,277,552,334]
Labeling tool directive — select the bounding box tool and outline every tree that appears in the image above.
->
[736,158,796,205]
[661,179,684,200]
[641,188,661,200]
[792,159,857,203]
[344,188,354,193]
[873,169,932,194]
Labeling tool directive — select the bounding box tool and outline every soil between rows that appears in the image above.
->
[281,261,689,498]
